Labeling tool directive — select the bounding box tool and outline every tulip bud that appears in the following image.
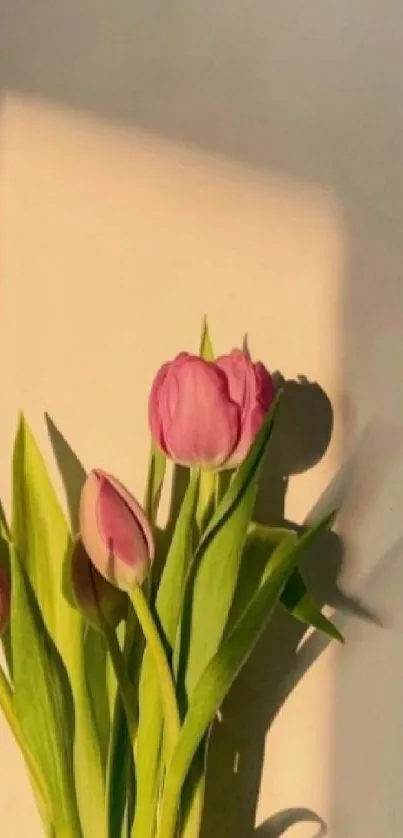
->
[149,349,274,469]
[215,349,275,467]
[0,562,10,636]
[79,470,154,592]
[69,536,127,630]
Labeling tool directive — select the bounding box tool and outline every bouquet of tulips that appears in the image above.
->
[0,321,342,838]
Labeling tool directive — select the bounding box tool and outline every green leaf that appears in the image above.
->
[281,569,344,642]
[12,415,71,645]
[144,443,167,521]
[11,416,107,838]
[226,523,293,630]
[10,545,83,836]
[0,497,11,541]
[231,523,343,643]
[179,394,282,697]
[106,699,134,838]
[199,317,214,361]
[156,470,201,646]
[108,437,168,838]
[0,658,51,831]
[132,471,200,838]
[0,535,13,675]
[158,512,336,838]
[83,627,111,771]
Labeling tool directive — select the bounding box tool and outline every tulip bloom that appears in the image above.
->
[149,349,274,469]
[70,537,127,630]
[0,563,10,636]
[79,470,154,592]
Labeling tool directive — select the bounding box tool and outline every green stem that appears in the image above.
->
[129,584,181,761]
[157,772,182,838]
[102,621,138,738]
[181,759,206,838]
[195,470,216,535]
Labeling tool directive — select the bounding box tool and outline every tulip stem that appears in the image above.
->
[180,751,207,838]
[130,584,181,761]
[196,470,216,534]
[102,621,138,738]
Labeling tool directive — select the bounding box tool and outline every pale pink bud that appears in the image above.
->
[148,350,274,469]
[79,470,154,592]
[69,537,127,630]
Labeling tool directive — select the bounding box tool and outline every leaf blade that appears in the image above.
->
[233,523,343,643]
[11,416,107,838]
[159,512,336,838]
[281,569,343,642]
[10,546,82,836]
[132,472,200,838]
[180,394,282,696]
[199,317,214,361]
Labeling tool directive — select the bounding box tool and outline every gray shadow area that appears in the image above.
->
[45,412,86,534]
[2,2,403,835]
[255,809,327,838]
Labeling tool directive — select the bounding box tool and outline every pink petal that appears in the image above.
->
[80,471,153,590]
[148,361,171,452]
[148,354,192,455]
[216,351,274,467]
[95,470,154,560]
[226,403,267,466]
[215,349,253,412]
[97,475,149,571]
[163,356,241,467]
[254,361,275,409]
[79,472,109,578]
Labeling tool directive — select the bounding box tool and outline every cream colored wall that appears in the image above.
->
[0,96,344,837]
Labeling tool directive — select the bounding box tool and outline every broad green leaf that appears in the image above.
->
[231,523,343,643]
[11,416,106,838]
[0,658,51,831]
[227,523,293,630]
[10,546,82,836]
[199,317,214,361]
[158,513,336,838]
[281,569,344,642]
[156,471,200,644]
[132,471,200,838]
[84,627,111,771]
[12,415,72,644]
[179,394,282,697]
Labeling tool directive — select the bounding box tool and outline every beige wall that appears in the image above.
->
[0,96,344,836]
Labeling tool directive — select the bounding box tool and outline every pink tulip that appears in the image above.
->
[0,563,10,636]
[70,537,127,630]
[149,349,274,469]
[79,470,154,592]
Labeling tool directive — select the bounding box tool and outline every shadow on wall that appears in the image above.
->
[1,0,402,245]
[198,378,381,838]
[47,376,380,838]
[4,2,403,834]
